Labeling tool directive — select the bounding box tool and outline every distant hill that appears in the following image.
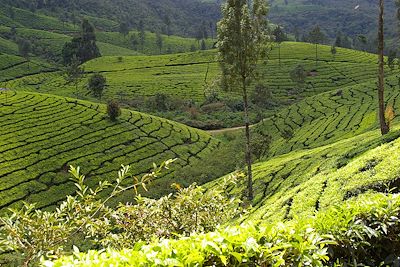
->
[269,0,398,50]
[1,0,221,37]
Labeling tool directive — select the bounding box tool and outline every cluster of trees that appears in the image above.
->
[62,19,101,65]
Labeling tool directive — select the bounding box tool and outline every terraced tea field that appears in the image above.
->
[0,54,56,83]
[0,91,219,212]
[3,42,388,107]
[259,75,400,156]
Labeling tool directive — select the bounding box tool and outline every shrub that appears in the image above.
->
[250,84,275,109]
[88,73,106,99]
[107,100,121,121]
[0,160,241,266]
[100,175,241,249]
[0,161,172,266]
[201,102,227,113]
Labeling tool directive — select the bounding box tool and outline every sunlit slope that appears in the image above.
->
[213,72,400,223]
[4,42,388,105]
[0,91,219,211]
[233,127,400,223]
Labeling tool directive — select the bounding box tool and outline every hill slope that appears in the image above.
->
[0,90,219,212]
[208,73,400,222]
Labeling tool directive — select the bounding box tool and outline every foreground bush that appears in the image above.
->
[44,193,400,267]
[0,160,241,266]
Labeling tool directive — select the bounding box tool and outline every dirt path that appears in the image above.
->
[207,124,256,135]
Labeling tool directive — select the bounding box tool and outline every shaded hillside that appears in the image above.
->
[269,0,398,49]
[1,0,220,37]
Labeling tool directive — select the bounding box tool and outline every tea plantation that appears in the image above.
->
[3,42,388,106]
[0,90,219,212]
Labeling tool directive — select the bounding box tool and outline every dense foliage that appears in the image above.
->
[269,0,398,51]
[45,193,400,266]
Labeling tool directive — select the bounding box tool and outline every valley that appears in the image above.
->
[0,0,400,266]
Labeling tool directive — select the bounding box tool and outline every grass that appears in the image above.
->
[0,90,219,212]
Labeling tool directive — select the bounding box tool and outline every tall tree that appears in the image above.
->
[308,25,325,68]
[200,39,207,50]
[156,32,163,53]
[64,55,85,94]
[356,35,367,52]
[334,31,342,47]
[217,0,269,201]
[17,39,31,69]
[130,33,139,50]
[378,0,389,135]
[272,26,287,67]
[387,49,397,71]
[119,22,129,37]
[138,20,146,51]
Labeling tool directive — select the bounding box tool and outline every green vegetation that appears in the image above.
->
[0,90,219,212]
[1,0,220,37]
[2,42,390,129]
[1,1,400,266]
[46,193,400,266]
[0,162,240,266]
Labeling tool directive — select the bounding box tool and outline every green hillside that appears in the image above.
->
[2,0,400,265]
[206,74,400,223]
[0,54,56,83]
[0,90,219,212]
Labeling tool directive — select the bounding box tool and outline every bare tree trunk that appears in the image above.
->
[378,0,389,135]
[242,76,253,201]
[278,43,281,68]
